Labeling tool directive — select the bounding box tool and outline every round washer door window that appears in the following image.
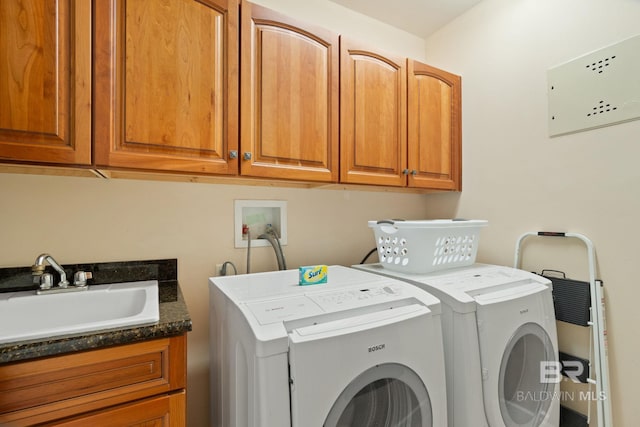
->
[499,322,556,427]
[324,363,432,427]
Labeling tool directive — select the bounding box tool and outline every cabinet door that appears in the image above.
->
[340,38,407,186]
[0,1,91,165]
[0,335,187,426]
[240,2,339,182]
[94,0,239,175]
[407,60,461,190]
[50,392,186,427]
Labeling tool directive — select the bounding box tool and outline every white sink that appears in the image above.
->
[0,280,159,344]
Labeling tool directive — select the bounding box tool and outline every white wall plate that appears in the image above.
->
[548,34,640,137]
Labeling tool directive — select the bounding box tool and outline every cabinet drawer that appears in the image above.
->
[47,391,186,427]
[0,335,186,425]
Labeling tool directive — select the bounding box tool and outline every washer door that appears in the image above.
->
[475,282,559,427]
[498,322,556,427]
[324,363,432,427]
[288,303,445,426]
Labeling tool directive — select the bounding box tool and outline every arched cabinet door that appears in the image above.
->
[340,38,407,187]
[0,1,91,165]
[240,2,339,183]
[408,59,462,190]
[93,0,239,175]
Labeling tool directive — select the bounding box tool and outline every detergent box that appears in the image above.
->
[298,265,328,285]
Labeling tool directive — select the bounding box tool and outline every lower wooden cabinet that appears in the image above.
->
[0,335,187,426]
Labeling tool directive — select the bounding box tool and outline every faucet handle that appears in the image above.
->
[73,271,93,287]
[40,273,54,290]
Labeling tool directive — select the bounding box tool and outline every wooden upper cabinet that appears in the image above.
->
[94,0,239,174]
[340,38,407,187]
[240,2,339,182]
[408,59,462,190]
[0,1,91,165]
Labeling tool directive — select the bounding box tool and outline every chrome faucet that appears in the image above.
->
[31,253,91,294]
[32,253,69,288]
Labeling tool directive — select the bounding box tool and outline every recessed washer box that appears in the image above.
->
[234,200,287,248]
[548,34,640,136]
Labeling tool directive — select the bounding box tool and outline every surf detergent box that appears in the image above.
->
[299,265,328,285]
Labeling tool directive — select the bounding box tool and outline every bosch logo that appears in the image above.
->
[368,344,386,353]
[520,309,529,315]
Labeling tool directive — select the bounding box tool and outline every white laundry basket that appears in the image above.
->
[369,219,488,274]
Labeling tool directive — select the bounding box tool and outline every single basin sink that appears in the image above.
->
[0,280,159,344]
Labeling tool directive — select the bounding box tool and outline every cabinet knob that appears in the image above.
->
[410,170,418,176]
[402,169,409,175]
[229,150,238,159]
[243,152,252,160]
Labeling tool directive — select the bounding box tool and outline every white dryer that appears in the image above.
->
[209,265,447,427]
[354,263,559,427]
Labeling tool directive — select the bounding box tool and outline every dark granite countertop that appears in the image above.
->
[0,259,192,364]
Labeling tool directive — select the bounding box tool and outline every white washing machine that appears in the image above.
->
[354,263,560,427]
[209,265,447,426]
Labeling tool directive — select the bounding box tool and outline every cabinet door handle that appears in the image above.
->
[229,150,238,159]
[402,169,409,175]
[410,170,418,176]
[243,152,252,160]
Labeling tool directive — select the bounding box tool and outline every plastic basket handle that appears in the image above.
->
[376,219,406,225]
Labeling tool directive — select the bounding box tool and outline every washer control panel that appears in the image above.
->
[309,284,404,312]
[246,283,408,325]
